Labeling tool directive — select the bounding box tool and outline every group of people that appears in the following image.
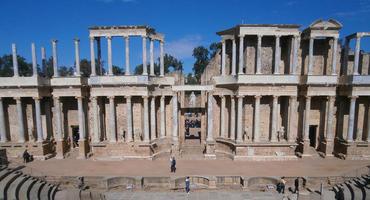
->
[169,156,190,194]
[277,177,302,194]
[22,149,33,163]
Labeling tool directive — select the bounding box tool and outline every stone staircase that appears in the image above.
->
[328,175,370,200]
[0,165,59,200]
[179,140,205,160]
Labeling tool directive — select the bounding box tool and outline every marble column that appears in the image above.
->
[52,40,59,77]
[150,96,156,140]
[143,96,150,142]
[207,92,214,142]
[91,97,100,143]
[90,37,96,76]
[367,100,370,142]
[287,96,298,142]
[343,38,350,76]
[108,96,116,142]
[274,35,281,74]
[54,97,63,141]
[231,38,236,76]
[238,35,244,74]
[291,36,299,74]
[256,35,262,74]
[220,95,226,137]
[12,44,19,77]
[77,97,85,141]
[97,38,102,75]
[126,96,133,142]
[0,98,7,142]
[221,39,226,76]
[74,39,81,76]
[354,36,361,75]
[331,37,338,75]
[31,43,37,76]
[150,39,155,76]
[125,36,130,75]
[160,41,164,77]
[326,96,335,140]
[41,46,47,75]
[230,95,236,140]
[15,97,25,143]
[34,97,44,142]
[308,37,314,75]
[254,95,261,142]
[142,36,148,75]
[303,96,311,141]
[107,36,113,76]
[172,93,178,141]
[236,95,243,143]
[160,95,165,138]
[271,96,278,142]
[347,96,357,142]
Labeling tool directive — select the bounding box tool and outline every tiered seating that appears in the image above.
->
[330,175,370,200]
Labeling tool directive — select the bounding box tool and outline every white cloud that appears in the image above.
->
[165,35,203,60]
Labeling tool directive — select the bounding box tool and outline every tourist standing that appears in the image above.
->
[294,177,299,193]
[280,177,286,194]
[185,177,190,194]
[171,156,176,173]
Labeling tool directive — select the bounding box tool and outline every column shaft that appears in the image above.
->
[109,96,116,142]
[41,47,47,75]
[150,39,154,76]
[97,38,102,75]
[15,98,25,142]
[150,96,156,140]
[236,96,243,142]
[12,44,19,77]
[238,36,244,74]
[125,36,130,75]
[207,93,214,141]
[92,97,100,143]
[34,98,44,142]
[31,43,37,76]
[77,97,85,140]
[308,37,314,75]
[231,39,236,75]
[126,96,133,142]
[304,96,311,141]
[0,98,7,142]
[143,96,150,142]
[254,96,261,142]
[52,40,59,77]
[331,37,338,75]
[367,100,370,142]
[354,36,361,75]
[221,40,226,76]
[326,97,335,140]
[347,96,357,142]
[256,35,262,74]
[160,96,165,138]
[220,95,226,137]
[274,35,280,74]
[90,37,96,76]
[107,37,113,75]
[291,36,299,74]
[172,93,178,141]
[287,96,297,142]
[74,39,81,76]
[271,96,278,142]
[142,36,148,75]
[230,96,236,140]
[160,41,164,76]
[54,97,63,140]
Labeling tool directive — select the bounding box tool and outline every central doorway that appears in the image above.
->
[309,125,318,148]
[184,108,202,143]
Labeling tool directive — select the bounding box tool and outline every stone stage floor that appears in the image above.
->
[15,158,370,178]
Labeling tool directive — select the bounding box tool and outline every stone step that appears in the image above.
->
[49,184,59,200]
[29,180,46,200]
[40,183,53,200]
[18,177,38,200]
[0,170,22,199]
[6,174,29,200]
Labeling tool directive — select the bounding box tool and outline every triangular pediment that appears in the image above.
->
[309,19,342,30]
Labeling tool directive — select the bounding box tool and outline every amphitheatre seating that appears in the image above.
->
[0,165,59,200]
[328,175,370,200]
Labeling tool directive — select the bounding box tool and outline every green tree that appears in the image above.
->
[0,54,33,77]
[58,66,74,76]
[113,65,124,75]
[192,46,209,81]
[134,53,183,75]
[186,73,197,85]
[209,42,221,58]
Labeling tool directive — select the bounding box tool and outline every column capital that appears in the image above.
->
[293,35,300,39]
[108,96,115,100]
[51,39,58,43]
[273,95,279,99]
[142,95,149,99]
[349,96,358,100]
[289,95,297,99]
[142,35,148,39]
[220,94,225,99]
[124,35,129,40]
[89,36,95,41]
[275,34,281,38]
[14,97,21,101]
[53,96,60,101]
[33,97,41,101]
[74,38,80,42]
[305,95,312,100]
[90,96,97,101]
[237,95,244,99]
[257,34,263,39]
[255,95,262,99]
[356,35,362,40]
[238,34,245,38]
[309,36,315,40]
[106,36,112,40]
[75,96,84,100]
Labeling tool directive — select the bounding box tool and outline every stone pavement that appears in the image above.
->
[16,158,370,178]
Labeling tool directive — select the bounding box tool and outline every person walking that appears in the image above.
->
[294,177,299,193]
[280,177,286,194]
[171,156,176,173]
[185,177,190,194]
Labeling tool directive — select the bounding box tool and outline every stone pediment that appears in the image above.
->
[309,19,342,30]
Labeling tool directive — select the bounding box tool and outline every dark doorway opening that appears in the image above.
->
[184,112,201,140]
[309,125,317,147]
[72,126,79,148]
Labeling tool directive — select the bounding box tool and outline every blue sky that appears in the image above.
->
[0,0,370,74]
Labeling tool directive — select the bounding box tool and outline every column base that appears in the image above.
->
[301,140,317,158]
[56,140,67,159]
[325,139,335,157]
[205,141,216,159]
[77,139,89,159]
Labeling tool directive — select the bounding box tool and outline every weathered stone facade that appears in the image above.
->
[0,20,369,161]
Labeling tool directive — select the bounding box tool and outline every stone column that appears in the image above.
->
[150,39,155,76]
[142,36,148,75]
[331,37,338,75]
[207,92,214,142]
[230,95,236,140]
[0,98,7,142]
[160,95,165,138]
[160,41,164,77]
[34,97,44,142]
[287,96,297,142]
[271,96,278,142]
[343,38,350,76]
[91,97,100,143]
[303,96,311,141]
[12,44,19,77]
[291,36,299,74]
[41,47,47,75]
[221,39,226,76]
[77,97,85,141]
[220,95,226,137]
[107,36,113,76]
[238,35,244,74]
[150,96,156,140]
[126,96,133,142]
[15,97,25,143]
[367,100,370,142]
[143,96,150,142]
[326,96,335,140]
[97,38,102,75]
[52,40,59,77]
[172,93,178,141]
[274,35,281,74]
[31,43,37,76]
[254,95,261,142]
[74,39,81,76]
[236,95,243,143]
[231,38,237,76]
[256,35,262,74]
[54,97,63,140]
[108,96,116,142]
[347,96,357,142]
[308,37,314,75]
[354,36,361,75]
[125,36,130,75]
[90,37,96,76]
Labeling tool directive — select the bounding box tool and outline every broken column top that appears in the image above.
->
[89,25,164,41]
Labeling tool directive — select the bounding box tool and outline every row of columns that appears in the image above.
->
[90,36,165,77]
[221,34,300,76]
[11,43,40,77]
[344,35,366,75]
[307,36,338,75]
